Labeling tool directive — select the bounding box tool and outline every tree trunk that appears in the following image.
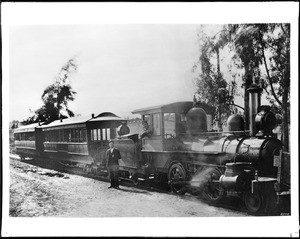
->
[282,69,290,152]
[216,48,221,77]
[244,63,253,130]
[216,48,222,127]
[282,26,290,152]
[282,92,289,152]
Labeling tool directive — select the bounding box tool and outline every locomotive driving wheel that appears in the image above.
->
[243,190,264,214]
[201,167,225,203]
[168,163,187,195]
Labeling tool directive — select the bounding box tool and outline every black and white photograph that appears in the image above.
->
[1,2,299,237]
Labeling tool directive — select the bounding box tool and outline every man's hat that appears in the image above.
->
[109,140,114,143]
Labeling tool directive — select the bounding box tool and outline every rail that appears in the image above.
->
[15,140,36,149]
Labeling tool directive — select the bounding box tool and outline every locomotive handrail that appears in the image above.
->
[44,141,88,145]
[181,130,250,135]
[189,162,226,167]
[141,149,225,154]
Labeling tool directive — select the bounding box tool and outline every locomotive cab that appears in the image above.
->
[132,101,215,152]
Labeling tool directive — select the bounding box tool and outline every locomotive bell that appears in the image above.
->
[186,107,207,134]
[227,114,245,132]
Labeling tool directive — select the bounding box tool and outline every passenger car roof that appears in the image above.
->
[14,122,42,133]
[89,112,122,122]
[39,112,123,129]
[39,115,92,129]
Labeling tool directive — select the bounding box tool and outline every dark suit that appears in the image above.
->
[106,148,121,188]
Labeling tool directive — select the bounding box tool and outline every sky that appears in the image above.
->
[8,22,269,122]
[9,24,203,121]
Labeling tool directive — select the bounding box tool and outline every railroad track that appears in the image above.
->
[9,154,173,195]
[9,154,247,214]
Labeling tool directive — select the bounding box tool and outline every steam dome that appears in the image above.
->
[227,114,245,132]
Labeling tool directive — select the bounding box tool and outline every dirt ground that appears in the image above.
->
[9,156,248,217]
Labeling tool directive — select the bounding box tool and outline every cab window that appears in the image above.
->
[164,113,176,139]
[153,113,161,135]
[143,114,151,126]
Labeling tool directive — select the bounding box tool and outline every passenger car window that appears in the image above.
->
[64,130,69,142]
[97,129,101,141]
[82,129,87,142]
[93,129,97,141]
[102,128,106,140]
[107,128,111,140]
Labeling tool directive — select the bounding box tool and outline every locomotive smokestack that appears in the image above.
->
[247,83,263,136]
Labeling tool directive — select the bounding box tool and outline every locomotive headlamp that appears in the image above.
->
[255,106,277,133]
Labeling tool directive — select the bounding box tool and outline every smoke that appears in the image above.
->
[189,167,217,188]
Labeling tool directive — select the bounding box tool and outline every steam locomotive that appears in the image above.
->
[14,84,290,215]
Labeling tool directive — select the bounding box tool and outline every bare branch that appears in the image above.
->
[229,103,245,111]
[280,24,286,35]
[264,41,287,60]
[262,49,282,106]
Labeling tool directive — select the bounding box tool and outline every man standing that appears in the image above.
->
[105,140,121,189]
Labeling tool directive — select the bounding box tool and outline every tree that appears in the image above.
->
[22,57,78,124]
[193,25,239,128]
[262,24,290,151]
[228,24,290,150]
[10,120,19,129]
[227,25,261,130]
[194,24,290,150]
